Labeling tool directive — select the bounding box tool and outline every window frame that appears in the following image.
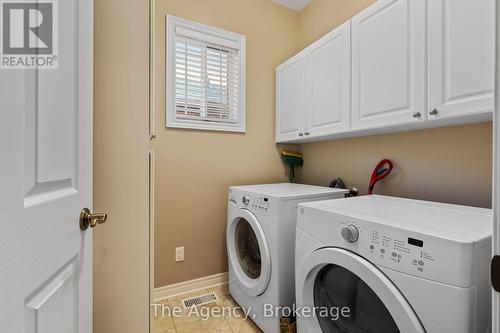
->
[166,15,246,132]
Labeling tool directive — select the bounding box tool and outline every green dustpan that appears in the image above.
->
[281,155,303,183]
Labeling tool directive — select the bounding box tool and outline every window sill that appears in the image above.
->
[166,119,246,133]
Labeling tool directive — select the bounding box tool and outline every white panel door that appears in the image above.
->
[276,54,305,142]
[305,20,351,138]
[351,0,426,130]
[0,0,94,332]
[428,0,495,120]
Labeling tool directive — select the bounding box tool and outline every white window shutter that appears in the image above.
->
[167,16,246,132]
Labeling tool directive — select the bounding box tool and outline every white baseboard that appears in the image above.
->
[154,272,229,302]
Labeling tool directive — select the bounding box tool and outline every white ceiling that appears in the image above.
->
[271,0,312,12]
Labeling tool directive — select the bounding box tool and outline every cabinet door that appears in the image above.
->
[351,0,426,130]
[428,0,495,120]
[276,55,305,142]
[305,21,351,138]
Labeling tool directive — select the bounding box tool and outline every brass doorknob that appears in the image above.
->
[80,208,108,231]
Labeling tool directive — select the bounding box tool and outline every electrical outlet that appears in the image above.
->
[175,247,184,262]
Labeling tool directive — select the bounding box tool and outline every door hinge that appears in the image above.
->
[492,255,500,292]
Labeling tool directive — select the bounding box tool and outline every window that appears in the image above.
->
[166,16,246,132]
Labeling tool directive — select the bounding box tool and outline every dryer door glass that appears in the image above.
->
[235,218,261,279]
[314,264,399,333]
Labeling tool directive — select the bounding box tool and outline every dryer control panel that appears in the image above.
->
[297,203,485,289]
[334,219,474,288]
[228,189,274,215]
[366,228,434,274]
[248,195,271,214]
[229,185,348,218]
[297,196,492,289]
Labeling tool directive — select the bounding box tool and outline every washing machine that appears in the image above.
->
[295,195,492,333]
[227,183,348,333]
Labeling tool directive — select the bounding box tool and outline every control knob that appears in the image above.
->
[341,225,359,243]
[242,196,250,205]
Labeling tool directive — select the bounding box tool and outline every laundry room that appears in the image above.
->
[149,1,496,333]
[2,0,499,332]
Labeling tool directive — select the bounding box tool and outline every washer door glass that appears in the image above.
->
[314,264,399,333]
[227,208,271,296]
[235,218,261,279]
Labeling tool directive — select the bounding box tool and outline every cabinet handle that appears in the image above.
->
[304,132,310,136]
[429,108,439,116]
[298,133,304,137]
[412,112,422,118]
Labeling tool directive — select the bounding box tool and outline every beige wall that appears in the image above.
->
[93,0,150,331]
[153,0,300,287]
[300,123,492,208]
[297,0,493,208]
[299,0,375,47]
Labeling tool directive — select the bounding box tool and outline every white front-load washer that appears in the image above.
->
[227,183,348,333]
[296,195,492,333]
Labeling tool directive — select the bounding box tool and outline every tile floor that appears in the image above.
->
[153,284,262,333]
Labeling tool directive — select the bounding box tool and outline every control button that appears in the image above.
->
[412,259,418,264]
[418,260,424,266]
[242,196,250,205]
[397,254,402,258]
[392,252,397,257]
[341,225,360,243]
[380,249,385,254]
[369,245,375,250]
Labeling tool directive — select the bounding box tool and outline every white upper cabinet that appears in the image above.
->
[351,0,426,130]
[428,0,495,120]
[276,55,305,142]
[276,22,351,143]
[305,21,351,138]
[275,0,494,143]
